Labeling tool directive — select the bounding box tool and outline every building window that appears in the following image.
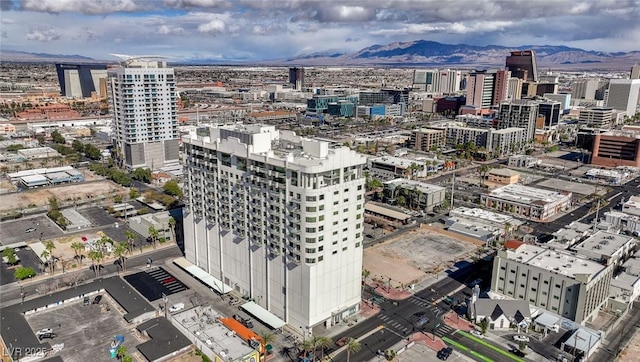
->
[342,247,347,251]
[306,217,316,222]
[305,238,316,243]
[305,258,315,263]
[318,256,324,261]
[319,215,324,221]
[332,250,337,254]
[532,277,538,281]
[305,248,316,253]
[319,246,324,251]
[319,195,325,200]
[306,206,317,212]
[500,266,506,270]
[333,231,338,235]
[333,211,339,215]
[306,196,317,202]
[355,242,360,247]
[306,227,316,233]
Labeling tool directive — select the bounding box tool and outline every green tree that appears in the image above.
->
[315,336,333,361]
[346,338,361,362]
[479,318,488,334]
[258,331,276,356]
[148,226,159,249]
[71,241,85,264]
[478,165,490,186]
[116,345,127,361]
[2,248,18,265]
[51,130,66,144]
[14,266,36,280]
[396,195,406,207]
[129,188,140,199]
[113,242,128,273]
[40,250,52,274]
[72,139,84,153]
[163,180,183,197]
[125,230,136,253]
[88,250,103,277]
[36,134,45,145]
[132,168,152,183]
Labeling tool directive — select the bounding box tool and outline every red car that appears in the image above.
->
[162,277,176,284]
[335,337,348,347]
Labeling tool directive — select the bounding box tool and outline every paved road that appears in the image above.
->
[329,266,479,362]
[0,245,182,307]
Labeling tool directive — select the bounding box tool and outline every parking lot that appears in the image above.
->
[0,246,43,285]
[0,215,64,245]
[124,267,188,302]
[25,293,139,362]
[82,206,118,227]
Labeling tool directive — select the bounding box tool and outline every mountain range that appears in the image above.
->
[3,40,640,69]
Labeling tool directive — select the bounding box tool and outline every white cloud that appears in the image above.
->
[26,27,60,42]
[198,19,226,33]
[163,0,228,9]
[21,0,143,14]
[158,24,185,35]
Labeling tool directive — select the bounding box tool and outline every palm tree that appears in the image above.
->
[122,356,133,362]
[362,269,371,291]
[40,250,50,274]
[278,346,295,362]
[168,216,176,243]
[148,226,159,249]
[300,339,315,360]
[258,331,276,356]
[71,241,85,264]
[315,336,333,361]
[478,165,490,186]
[125,230,136,253]
[345,338,361,362]
[113,242,128,273]
[116,345,127,361]
[88,250,103,277]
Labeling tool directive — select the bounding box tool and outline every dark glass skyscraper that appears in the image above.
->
[288,67,304,90]
[505,50,538,82]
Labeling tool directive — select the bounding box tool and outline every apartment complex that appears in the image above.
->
[497,100,539,141]
[481,184,572,221]
[409,128,446,151]
[491,243,612,323]
[488,127,528,156]
[182,124,367,332]
[579,107,614,128]
[466,69,510,109]
[108,60,179,170]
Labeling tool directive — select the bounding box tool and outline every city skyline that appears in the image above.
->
[1,0,639,62]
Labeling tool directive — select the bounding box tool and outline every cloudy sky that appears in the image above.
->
[1,0,639,61]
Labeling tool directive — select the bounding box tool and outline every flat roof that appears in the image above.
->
[489,168,519,177]
[136,317,192,361]
[448,222,496,238]
[505,244,605,279]
[240,301,286,330]
[610,272,640,291]
[173,257,233,294]
[450,207,519,225]
[574,231,635,258]
[364,203,411,221]
[369,156,423,169]
[21,174,48,183]
[486,184,571,205]
[384,178,446,194]
[564,328,601,353]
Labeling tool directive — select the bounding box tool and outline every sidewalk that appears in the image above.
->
[443,310,475,332]
[410,331,447,351]
[313,300,381,338]
[373,285,412,301]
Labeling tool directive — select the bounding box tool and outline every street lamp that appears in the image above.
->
[162,293,168,318]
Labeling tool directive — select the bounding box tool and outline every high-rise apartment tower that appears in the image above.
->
[182,124,367,333]
[108,59,179,170]
[505,50,538,82]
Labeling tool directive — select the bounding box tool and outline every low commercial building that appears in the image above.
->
[585,168,628,184]
[364,202,411,225]
[573,231,636,266]
[622,195,640,217]
[382,178,446,212]
[487,168,520,185]
[481,184,572,221]
[448,207,521,228]
[8,166,85,188]
[127,211,173,242]
[0,123,16,135]
[368,156,427,180]
[16,147,60,160]
[508,155,540,168]
[608,272,640,313]
[491,243,613,324]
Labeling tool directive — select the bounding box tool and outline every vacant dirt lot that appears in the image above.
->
[1,180,125,212]
[364,226,478,286]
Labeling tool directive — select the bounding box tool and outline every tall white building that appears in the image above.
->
[108,59,179,170]
[412,69,462,93]
[182,124,367,333]
[604,79,640,116]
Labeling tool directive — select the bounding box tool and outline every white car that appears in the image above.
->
[470,329,484,338]
[168,303,185,313]
[513,335,530,342]
[36,328,53,336]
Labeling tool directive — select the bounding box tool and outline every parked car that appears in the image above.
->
[169,303,185,313]
[83,296,90,306]
[25,227,36,233]
[233,314,253,328]
[513,335,530,342]
[36,328,56,340]
[437,347,453,360]
[470,329,483,338]
[93,295,103,304]
[335,337,349,347]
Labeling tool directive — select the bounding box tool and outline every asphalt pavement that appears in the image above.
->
[0,215,64,245]
[0,244,183,307]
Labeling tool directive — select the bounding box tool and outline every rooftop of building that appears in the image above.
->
[623,195,640,209]
[172,306,257,360]
[610,272,640,291]
[413,128,445,134]
[491,127,527,134]
[383,178,446,193]
[449,207,520,225]
[488,168,519,177]
[369,155,423,168]
[504,244,605,279]
[486,184,570,205]
[447,222,497,238]
[509,154,538,160]
[573,231,635,258]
